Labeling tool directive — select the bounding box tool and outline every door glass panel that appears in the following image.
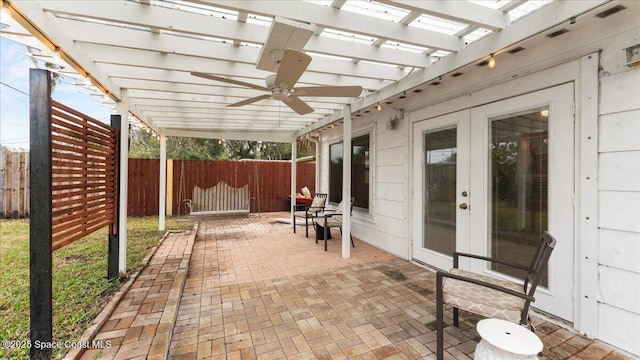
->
[423,128,457,256]
[489,107,548,286]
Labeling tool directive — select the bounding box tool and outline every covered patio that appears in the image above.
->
[77,214,626,360]
[3,1,639,358]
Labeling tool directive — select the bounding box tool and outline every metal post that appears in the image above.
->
[108,114,121,280]
[29,68,53,360]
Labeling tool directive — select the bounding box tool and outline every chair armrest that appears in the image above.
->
[438,271,535,302]
[305,206,325,216]
[314,211,340,218]
[453,252,529,271]
[293,204,308,211]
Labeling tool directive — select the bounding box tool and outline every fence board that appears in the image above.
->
[0,152,29,218]
[127,158,160,217]
[24,152,30,216]
[0,153,6,217]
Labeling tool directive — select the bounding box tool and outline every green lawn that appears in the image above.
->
[0,216,193,359]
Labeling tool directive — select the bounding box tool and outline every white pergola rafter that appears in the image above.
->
[378,0,509,30]
[7,0,609,140]
[90,54,394,90]
[62,18,430,70]
[298,0,611,135]
[194,0,464,52]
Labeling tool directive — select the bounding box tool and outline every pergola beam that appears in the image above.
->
[92,60,391,90]
[127,100,338,115]
[165,129,295,143]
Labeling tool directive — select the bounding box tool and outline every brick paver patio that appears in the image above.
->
[77,213,631,360]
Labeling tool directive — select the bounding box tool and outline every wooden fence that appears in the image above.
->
[50,100,119,251]
[1,156,315,218]
[0,152,29,218]
[130,158,316,216]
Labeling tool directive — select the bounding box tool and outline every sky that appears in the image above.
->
[1,34,113,151]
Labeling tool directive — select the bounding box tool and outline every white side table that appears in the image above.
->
[475,319,543,360]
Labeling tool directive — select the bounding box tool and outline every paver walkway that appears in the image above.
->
[76,213,631,360]
[78,230,195,360]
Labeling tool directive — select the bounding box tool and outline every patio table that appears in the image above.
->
[475,318,543,359]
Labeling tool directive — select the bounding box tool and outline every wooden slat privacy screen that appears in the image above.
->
[50,100,119,250]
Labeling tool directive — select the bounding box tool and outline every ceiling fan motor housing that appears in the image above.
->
[265,74,291,100]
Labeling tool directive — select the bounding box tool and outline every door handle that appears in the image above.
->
[459,203,468,210]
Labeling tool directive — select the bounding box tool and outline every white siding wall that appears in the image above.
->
[597,52,640,355]
[318,110,409,258]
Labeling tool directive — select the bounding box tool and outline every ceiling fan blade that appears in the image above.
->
[283,95,314,115]
[227,94,272,107]
[191,72,268,91]
[293,85,363,97]
[274,49,311,90]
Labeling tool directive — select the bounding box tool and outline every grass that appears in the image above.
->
[0,216,193,359]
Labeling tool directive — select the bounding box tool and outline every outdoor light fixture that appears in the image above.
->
[386,116,398,130]
[488,54,496,68]
[377,102,382,111]
[624,43,640,67]
[52,47,61,63]
[386,110,404,130]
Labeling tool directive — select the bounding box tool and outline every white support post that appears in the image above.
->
[315,140,320,193]
[158,133,167,231]
[290,137,297,226]
[117,98,129,274]
[342,104,352,259]
[577,52,599,337]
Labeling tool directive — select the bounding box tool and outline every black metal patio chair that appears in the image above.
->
[435,231,557,360]
[314,197,355,251]
[293,193,327,238]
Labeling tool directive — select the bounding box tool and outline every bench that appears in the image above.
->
[184,181,250,219]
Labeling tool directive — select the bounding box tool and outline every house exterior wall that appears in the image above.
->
[596,38,640,355]
[316,4,639,356]
[318,110,410,257]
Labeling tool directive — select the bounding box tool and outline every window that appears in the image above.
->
[329,134,370,210]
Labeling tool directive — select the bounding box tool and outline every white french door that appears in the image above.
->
[412,110,471,272]
[412,84,575,322]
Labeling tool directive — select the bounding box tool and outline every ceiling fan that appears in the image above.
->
[191,49,363,115]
